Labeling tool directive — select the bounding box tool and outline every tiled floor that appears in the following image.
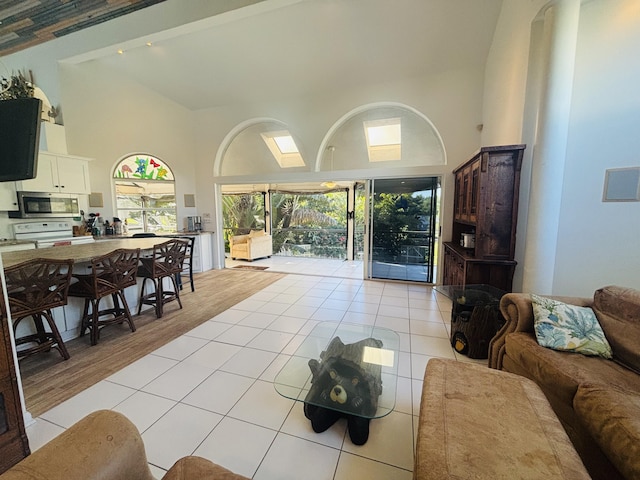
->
[25,274,483,479]
[226,255,437,283]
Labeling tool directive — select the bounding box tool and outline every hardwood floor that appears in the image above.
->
[18,268,285,418]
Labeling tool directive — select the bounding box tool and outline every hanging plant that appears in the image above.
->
[0,72,35,100]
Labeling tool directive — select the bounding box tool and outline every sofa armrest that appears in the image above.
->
[488,293,592,370]
[0,410,154,480]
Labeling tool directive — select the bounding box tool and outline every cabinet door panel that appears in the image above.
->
[56,156,90,194]
[17,152,57,192]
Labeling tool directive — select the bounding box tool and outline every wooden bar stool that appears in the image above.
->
[137,238,189,318]
[4,258,74,361]
[68,248,140,346]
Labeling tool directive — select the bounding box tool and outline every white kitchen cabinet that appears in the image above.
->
[192,232,213,272]
[17,152,91,194]
[0,181,18,211]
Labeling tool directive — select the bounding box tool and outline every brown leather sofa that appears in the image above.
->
[0,410,248,480]
[489,285,640,480]
[229,230,272,261]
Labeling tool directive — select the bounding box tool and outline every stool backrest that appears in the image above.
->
[144,239,189,278]
[4,258,74,318]
[89,248,141,296]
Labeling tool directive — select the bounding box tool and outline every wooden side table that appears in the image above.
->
[435,284,506,359]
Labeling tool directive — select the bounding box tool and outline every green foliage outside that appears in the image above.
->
[372,192,433,262]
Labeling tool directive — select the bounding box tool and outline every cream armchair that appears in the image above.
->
[230,230,273,261]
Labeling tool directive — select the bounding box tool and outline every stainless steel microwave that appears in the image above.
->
[9,191,80,218]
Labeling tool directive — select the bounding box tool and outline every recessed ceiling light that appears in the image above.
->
[117,49,124,55]
[146,42,152,47]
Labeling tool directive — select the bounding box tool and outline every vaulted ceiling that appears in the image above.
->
[3,0,505,111]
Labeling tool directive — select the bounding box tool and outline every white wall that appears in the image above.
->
[554,0,640,295]
[194,68,486,268]
[58,61,198,226]
[482,0,640,296]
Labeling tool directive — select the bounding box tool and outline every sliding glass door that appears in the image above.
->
[366,177,440,283]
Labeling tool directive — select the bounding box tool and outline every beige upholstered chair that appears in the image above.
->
[230,230,272,261]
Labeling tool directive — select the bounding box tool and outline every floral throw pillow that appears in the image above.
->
[531,294,613,358]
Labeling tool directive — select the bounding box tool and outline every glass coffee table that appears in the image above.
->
[274,322,399,445]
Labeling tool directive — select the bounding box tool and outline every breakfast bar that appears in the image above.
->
[1,237,165,269]
[1,237,183,347]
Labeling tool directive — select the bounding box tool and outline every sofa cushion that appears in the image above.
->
[504,332,640,407]
[574,384,640,480]
[592,285,640,374]
[531,294,612,358]
[249,230,264,237]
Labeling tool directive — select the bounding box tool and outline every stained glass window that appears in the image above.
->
[114,154,174,181]
[113,154,176,234]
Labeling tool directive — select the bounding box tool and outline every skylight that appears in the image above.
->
[364,118,402,162]
[261,130,306,168]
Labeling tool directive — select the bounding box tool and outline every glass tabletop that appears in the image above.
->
[435,284,506,306]
[274,322,400,419]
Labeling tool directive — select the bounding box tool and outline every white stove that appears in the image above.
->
[13,221,95,248]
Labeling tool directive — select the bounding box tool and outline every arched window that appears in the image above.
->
[113,154,176,234]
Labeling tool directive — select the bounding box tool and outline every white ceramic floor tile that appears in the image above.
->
[227,380,294,430]
[409,307,447,323]
[142,403,223,470]
[294,296,326,308]
[182,370,255,415]
[348,301,379,314]
[151,335,209,361]
[410,353,432,380]
[280,402,347,449]
[409,320,449,338]
[412,378,423,416]
[112,391,176,433]
[395,375,413,415]
[267,314,309,333]
[380,295,409,307]
[211,309,251,325]
[238,311,280,328]
[311,308,346,322]
[320,298,351,311]
[256,302,291,316]
[271,293,302,304]
[26,418,65,452]
[254,433,340,480]
[231,298,267,312]
[184,320,232,340]
[410,335,456,358]
[106,354,178,389]
[220,347,277,378]
[334,452,413,480]
[183,341,241,369]
[214,325,263,346]
[377,304,409,319]
[40,381,136,428]
[280,304,318,320]
[342,311,376,325]
[194,416,277,478]
[375,315,410,333]
[247,329,295,353]
[342,411,414,470]
[141,361,215,401]
[259,353,292,382]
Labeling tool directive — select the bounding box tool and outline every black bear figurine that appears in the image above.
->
[303,336,383,445]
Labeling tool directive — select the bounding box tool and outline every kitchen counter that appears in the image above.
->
[1,237,167,268]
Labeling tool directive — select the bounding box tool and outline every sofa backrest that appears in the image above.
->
[593,285,640,374]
